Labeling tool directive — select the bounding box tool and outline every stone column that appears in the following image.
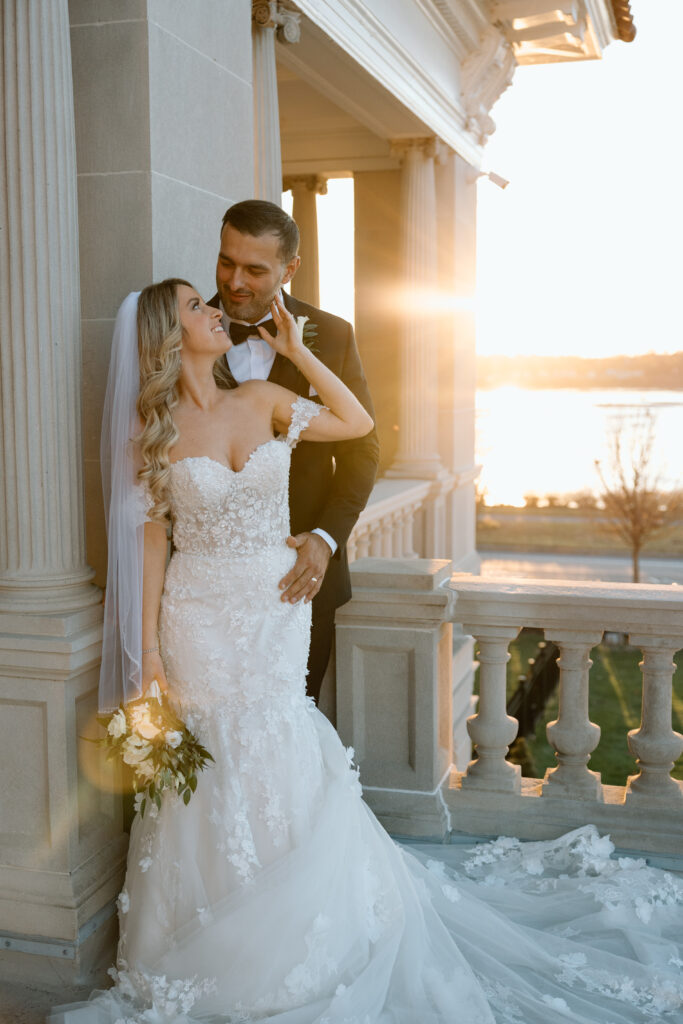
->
[284,174,327,306]
[0,0,124,987]
[0,0,99,614]
[386,139,445,480]
[252,1,300,204]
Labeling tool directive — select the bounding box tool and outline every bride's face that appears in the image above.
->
[177,285,228,357]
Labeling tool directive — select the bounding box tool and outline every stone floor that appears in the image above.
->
[0,980,91,1024]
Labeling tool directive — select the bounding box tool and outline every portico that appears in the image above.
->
[0,0,639,1000]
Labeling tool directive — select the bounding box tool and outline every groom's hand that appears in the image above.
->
[280,533,332,603]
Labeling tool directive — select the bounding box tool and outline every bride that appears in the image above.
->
[51,281,683,1024]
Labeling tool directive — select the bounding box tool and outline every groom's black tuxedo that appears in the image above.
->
[208,290,380,702]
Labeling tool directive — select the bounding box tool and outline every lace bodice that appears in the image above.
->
[167,396,322,558]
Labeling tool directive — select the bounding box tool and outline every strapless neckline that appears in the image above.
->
[169,437,284,476]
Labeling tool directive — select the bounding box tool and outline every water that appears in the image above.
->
[476,387,683,507]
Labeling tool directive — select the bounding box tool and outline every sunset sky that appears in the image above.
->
[310,1,680,362]
[476,0,682,359]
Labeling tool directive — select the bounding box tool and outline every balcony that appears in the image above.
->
[335,559,683,866]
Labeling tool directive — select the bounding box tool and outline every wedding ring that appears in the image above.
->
[311,577,318,583]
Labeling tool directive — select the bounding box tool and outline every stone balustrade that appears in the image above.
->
[347,479,432,562]
[335,560,683,863]
[347,474,472,563]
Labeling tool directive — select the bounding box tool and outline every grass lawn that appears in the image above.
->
[474,630,683,787]
[477,506,683,557]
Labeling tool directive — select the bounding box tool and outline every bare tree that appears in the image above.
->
[595,410,683,582]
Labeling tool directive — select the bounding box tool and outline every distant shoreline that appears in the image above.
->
[477,384,683,394]
[477,353,683,391]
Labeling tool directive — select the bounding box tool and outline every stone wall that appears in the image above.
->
[69,0,255,586]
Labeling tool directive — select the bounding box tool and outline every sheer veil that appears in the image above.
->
[98,291,146,712]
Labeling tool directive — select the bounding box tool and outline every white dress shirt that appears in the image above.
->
[221,300,337,556]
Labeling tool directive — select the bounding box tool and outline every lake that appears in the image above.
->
[475,387,683,507]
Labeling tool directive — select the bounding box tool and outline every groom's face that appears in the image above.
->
[216,224,299,323]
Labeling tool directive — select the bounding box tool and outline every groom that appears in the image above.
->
[209,199,379,704]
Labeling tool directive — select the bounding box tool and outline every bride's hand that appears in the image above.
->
[142,651,169,696]
[257,294,304,360]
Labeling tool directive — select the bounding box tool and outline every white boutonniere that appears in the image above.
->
[296,315,319,354]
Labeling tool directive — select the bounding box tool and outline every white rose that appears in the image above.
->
[165,730,183,749]
[107,709,127,738]
[135,718,160,740]
[122,734,152,766]
[295,315,308,340]
[134,759,156,782]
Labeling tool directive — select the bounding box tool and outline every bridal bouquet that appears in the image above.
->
[98,682,214,817]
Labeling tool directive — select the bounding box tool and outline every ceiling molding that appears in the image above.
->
[290,0,486,168]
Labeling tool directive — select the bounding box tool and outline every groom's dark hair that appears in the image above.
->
[221,200,299,264]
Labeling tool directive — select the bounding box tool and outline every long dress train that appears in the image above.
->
[50,398,683,1024]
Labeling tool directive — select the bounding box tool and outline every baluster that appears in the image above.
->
[369,525,382,557]
[625,637,683,807]
[381,514,394,557]
[542,630,604,800]
[460,625,521,793]
[390,512,402,557]
[402,506,417,558]
[356,527,370,559]
[347,534,357,563]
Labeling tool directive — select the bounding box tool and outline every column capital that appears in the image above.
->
[252,1,301,44]
[390,137,449,164]
[283,173,328,196]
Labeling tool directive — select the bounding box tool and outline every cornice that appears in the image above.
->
[291,0,487,168]
[461,26,516,146]
[410,0,481,57]
[425,0,490,53]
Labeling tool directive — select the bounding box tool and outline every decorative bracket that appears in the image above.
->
[461,28,516,146]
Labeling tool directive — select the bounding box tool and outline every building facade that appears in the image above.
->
[0,0,635,988]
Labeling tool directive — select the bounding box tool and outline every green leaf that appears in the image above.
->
[188,774,197,792]
[183,789,191,805]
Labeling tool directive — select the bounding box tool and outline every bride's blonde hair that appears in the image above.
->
[136,278,192,522]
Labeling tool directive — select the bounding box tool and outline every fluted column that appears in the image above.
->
[625,638,683,807]
[0,1,123,987]
[0,0,97,613]
[542,630,604,799]
[386,139,444,480]
[284,174,327,305]
[252,1,300,204]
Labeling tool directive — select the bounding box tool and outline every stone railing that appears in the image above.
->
[347,478,432,562]
[335,559,683,863]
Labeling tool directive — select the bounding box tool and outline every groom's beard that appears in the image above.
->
[218,283,281,324]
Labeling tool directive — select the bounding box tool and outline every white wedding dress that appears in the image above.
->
[51,398,683,1024]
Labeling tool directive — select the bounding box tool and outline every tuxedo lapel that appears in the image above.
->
[268,351,301,391]
[268,291,306,393]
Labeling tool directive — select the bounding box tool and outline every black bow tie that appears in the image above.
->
[228,319,277,345]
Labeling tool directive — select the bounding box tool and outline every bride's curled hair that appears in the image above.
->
[136,278,191,522]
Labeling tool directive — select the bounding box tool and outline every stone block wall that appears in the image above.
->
[69,0,255,586]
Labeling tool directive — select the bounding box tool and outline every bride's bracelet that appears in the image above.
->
[142,645,159,655]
